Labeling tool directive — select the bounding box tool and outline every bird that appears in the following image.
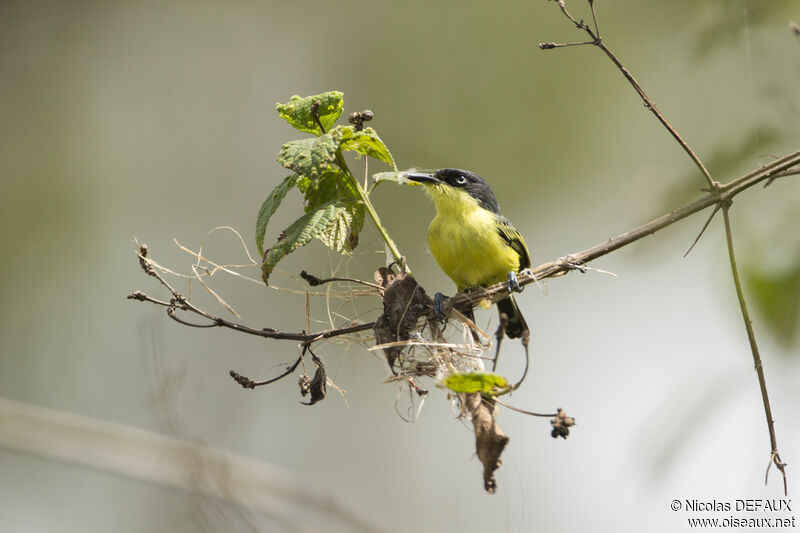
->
[404,168,530,339]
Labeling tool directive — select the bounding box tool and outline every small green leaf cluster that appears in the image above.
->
[255,91,397,284]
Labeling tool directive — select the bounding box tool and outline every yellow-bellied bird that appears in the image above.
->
[405,168,529,338]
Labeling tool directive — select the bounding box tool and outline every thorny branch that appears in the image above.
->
[722,205,787,495]
[538,0,794,494]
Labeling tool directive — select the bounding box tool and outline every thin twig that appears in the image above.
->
[127,291,172,307]
[494,398,559,418]
[300,270,383,291]
[539,40,595,49]
[683,203,722,257]
[132,248,374,344]
[587,0,599,37]
[541,0,717,189]
[722,149,800,192]
[230,357,303,389]
[721,203,787,495]
[491,319,505,372]
[764,168,800,187]
[190,264,240,318]
[166,306,218,328]
[509,330,531,392]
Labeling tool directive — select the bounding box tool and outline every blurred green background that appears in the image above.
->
[1,0,798,531]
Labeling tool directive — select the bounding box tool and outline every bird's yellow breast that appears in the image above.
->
[425,187,520,290]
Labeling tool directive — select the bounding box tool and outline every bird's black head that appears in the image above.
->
[405,168,500,213]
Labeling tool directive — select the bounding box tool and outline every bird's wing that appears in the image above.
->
[496,215,531,271]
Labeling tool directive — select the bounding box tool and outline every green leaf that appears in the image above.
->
[297,168,360,214]
[317,199,365,253]
[255,175,296,257]
[278,133,340,185]
[261,199,365,284]
[261,203,339,285]
[442,372,510,395]
[335,126,397,170]
[276,91,344,136]
[297,171,337,210]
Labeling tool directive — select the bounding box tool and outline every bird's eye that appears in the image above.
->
[455,175,467,185]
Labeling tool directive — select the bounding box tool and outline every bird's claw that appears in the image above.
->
[507,271,523,294]
[433,292,448,320]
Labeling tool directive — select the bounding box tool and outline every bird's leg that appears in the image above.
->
[433,292,448,321]
[506,271,523,294]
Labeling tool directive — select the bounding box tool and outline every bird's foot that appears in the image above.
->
[433,292,448,321]
[507,271,523,294]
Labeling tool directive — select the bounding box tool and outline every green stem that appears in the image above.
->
[721,203,786,494]
[335,150,408,271]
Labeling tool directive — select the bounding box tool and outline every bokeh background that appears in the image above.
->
[1,0,799,531]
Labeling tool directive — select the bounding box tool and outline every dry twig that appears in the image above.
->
[539,0,793,494]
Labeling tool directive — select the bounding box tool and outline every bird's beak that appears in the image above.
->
[403,172,441,185]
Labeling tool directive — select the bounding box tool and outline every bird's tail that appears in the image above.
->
[497,295,528,339]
